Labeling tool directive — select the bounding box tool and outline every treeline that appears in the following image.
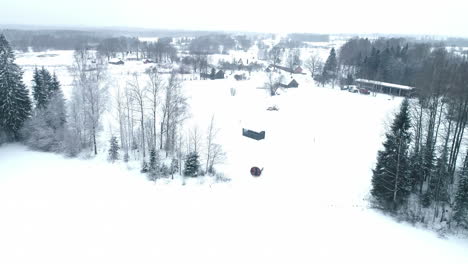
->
[189,34,233,54]
[371,48,468,234]
[338,37,438,86]
[0,34,227,182]
[189,34,253,55]
[96,36,178,63]
[288,33,329,42]
[1,29,103,51]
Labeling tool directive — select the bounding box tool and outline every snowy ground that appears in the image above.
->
[2,46,468,263]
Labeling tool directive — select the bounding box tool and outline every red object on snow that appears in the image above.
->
[250,167,263,177]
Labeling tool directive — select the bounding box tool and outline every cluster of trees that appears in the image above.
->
[1,29,102,52]
[97,37,178,64]
[0,34,32,142]
[0,34,68,152]
[218,58,263,74]
[339,37,437,86]
[189,34,236,55]
[22,68,66,151]
[180,55,209,74]
[234,35,253,51]
[97,37,139,60]
[371,48,468,233]
[0,33,228,183]
[309,48,338,87]
[140,38,177,63]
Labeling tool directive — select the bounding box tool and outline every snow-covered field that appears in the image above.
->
[1,47,468,264]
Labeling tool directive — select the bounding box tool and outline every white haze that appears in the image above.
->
[1,0,468,37]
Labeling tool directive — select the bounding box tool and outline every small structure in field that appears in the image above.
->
[109,58,124,65]
[279,79,299,88]
[215,70,225,79]
[242,128,265,141]
[294,66,303,74]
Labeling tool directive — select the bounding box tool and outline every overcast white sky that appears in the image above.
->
[2,0,468,37]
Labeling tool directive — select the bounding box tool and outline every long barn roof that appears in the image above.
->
[355,79,414,90]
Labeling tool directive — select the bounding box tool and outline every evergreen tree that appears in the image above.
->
[141,161,149,173]
[453,152,468,227]
[33,68,62,110]
[0,34,32,140]
[426,155,450,207]
[210,67,216,80]
[170,158,179,179]
[371,98,412,212]
[148,148,160,180]
[32,67,46,108]
[21,69,66,152]
[108,136,120,163]
[322,48,337,84]
[184,152,200,177]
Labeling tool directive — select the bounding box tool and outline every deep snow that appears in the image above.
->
[1,87,468,263]
[2,45,468,264]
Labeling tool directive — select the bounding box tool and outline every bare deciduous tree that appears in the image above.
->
[145,66,163,150]
[70,48,108,155]
[264,72,285,96]
[128,73,147,159]
[161,72,189,156]
[304,52,322,77]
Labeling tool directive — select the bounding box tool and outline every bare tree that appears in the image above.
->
[115,85,128,157]
[286,49,301,70]
[70,48,108,155]
[264,72,285,96]
[205,115,223,174]
[128,73,147,159]
[145,66,164,150]
[161,72,189,156]
[268,46,283,67]
[304,52,322,77]
[190,125,202,154]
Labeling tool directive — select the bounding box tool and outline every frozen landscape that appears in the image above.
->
[1,44,468,263]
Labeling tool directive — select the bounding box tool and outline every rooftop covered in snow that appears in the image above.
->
[355,79,414,91]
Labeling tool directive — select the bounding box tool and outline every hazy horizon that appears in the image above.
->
[2,0,468,37]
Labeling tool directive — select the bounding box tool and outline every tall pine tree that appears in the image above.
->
[371,98,412,212]
[322,48,338,85]
[0,34,32,140]
[148,148,161,181]
[108,136,120,163]
[453,151,468,228]
[22,67,66,151]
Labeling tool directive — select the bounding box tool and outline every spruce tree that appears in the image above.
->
[371,98,412,212]
[108,136,120,163]
[32,67,58,109]
[0,34,32,140]
[22,69,66,152]
[184,152,200,177]
[148,148,160,181]
[32,67,46,108]
[453,152,468,227]
[322,48,337,84]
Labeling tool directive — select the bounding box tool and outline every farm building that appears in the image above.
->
[279,79,299,88]
[109,58,124,65]
[294,66,303,74]
[215,70,225,79]
[200,69,224,80]
[355,79,414,96]
[268,64,305,74]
